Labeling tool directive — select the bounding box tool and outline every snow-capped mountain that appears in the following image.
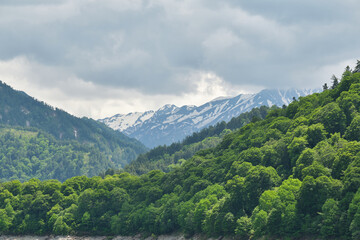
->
[100,88,320,148]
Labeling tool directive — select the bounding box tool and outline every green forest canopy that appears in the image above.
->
[0,126,127,182]
[0,63,360,238]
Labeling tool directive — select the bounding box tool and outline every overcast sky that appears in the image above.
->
[0,0,359,119]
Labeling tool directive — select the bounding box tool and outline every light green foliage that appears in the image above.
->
[252,209,268,236]
[320,199,340,237]
[254,178,302,235]
[203,197,234,235]
[288,137,308,166]
[311,102,346,134]
[288,116,308,132]
[337,82,360,124]
[0,128,136,182]
[243,165,281,214]
[306,123,327,148]
[314,140,337,168]
[235,216,253,238]
[345,115,360,141]
[293,148,317,179]
[332,141,360,179]
[0,209,11,232]
[227,161,253,179]
[343,155,360,193]
[301,161,331,179]
[349,189,360,239]
[238,147,263,166]
[53,216,70,235]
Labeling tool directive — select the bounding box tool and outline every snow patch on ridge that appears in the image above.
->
[99,88,321,148]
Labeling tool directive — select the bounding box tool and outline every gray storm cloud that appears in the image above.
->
[0,0,359,117]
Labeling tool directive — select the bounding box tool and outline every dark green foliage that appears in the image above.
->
[353,60,360,73]
[323,83,329,91]
[331,75,339,89]
[0,65,360,238]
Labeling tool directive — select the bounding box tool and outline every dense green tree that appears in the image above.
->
[350,207,360,240]
[331,75,339,89]
[306,123,327,148]
[251,209,267,237]
[345,115,360,141]
[0,209,11,232]
[353,60,360,73]
[320,198,340,237]
[311,102,346,134]
[293,148,317,179]
[288,137,308,166]
[53,216,71,235]
[235,216,253,239]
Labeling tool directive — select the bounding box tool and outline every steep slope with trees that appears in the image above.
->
[123,106,273,175]
[0,63,359,238]
[0,81,147,172]
[0,125,127,182]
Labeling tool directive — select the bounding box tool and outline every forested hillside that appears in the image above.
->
[124,106,273,175]
[0,125,126,182]
[0,81,147,172]
[0,65,360,239]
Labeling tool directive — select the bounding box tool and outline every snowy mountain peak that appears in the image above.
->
[99,88,321,148]
[210,96,233,102]
[159,104,177,111]
[101,110,155,132]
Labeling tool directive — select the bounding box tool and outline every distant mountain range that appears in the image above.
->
[100,88,321,148]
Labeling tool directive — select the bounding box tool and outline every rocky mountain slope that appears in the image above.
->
[100,88,319,148]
